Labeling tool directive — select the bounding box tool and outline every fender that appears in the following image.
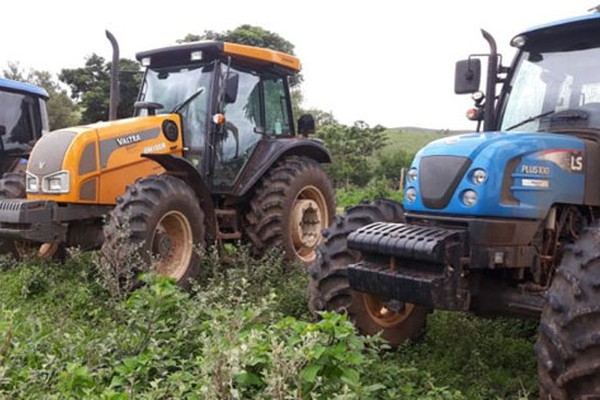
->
[231,137,331,197]
[142,153,217,241]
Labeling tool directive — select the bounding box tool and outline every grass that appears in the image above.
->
[380,127,463,157]
[0,248,538,399]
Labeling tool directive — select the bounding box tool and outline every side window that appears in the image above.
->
[264,77,291,135]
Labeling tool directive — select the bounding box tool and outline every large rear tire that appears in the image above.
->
[101,174,205,289]
[0,173,26,257]
[308,199,428,346]
[245,156,335,264]
[536,223,600,399]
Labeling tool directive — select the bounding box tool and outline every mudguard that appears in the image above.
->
[142,153,217,241]
[231,137,331,197]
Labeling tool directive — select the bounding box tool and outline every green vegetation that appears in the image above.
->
[0,247,536,399]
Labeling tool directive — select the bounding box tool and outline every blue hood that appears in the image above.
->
[405,131,586,220]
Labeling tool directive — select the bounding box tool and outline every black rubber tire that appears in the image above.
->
[101,174,205,289]
[308,199,428,346]
[536,223,600,399]
[0,172,26,256]
[0,172,26,199]
[244,156,335,265]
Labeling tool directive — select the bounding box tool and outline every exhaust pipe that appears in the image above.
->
[105,30,120,121]
[481,29,498,132]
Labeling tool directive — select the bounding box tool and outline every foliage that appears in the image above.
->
[336,180,403,209]
[2,62,79,130]
[316,121,387,187]
[0,243,537,399]
[376,149,415,187]
[59,54,142,124]
[179,25,301,88]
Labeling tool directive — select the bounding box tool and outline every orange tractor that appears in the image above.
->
[0,37,335,284]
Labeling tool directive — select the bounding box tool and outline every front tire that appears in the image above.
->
[101,174,205,288]
[308,199,428,346]
[536,223,600,399]
[245,156,335,264]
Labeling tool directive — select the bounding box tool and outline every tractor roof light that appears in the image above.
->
[190,51,203,61]
[511,35,527,48]
[141,57,151,67]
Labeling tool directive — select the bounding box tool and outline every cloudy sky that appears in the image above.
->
[1,1,595,129]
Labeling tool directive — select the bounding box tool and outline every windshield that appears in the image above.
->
[137,63,214,115]
[500,46,600,132]
[0,90,45,153]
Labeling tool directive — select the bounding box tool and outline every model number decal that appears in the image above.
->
[115,134,141,146]
[142,142,167,154]
[520,165,550,175]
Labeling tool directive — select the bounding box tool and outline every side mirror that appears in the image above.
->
[298,114,316,137]
[225,73,239,104]
[454,59,481,94]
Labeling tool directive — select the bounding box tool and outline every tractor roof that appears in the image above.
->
[136,40,301,74]
[514,12,600,48]
[0,78,49,99]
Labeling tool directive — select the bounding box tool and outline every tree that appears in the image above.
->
[376,149,415,188]
[2,62,79,130]
[316,121,388,187]
[178,25,302,87]
[59,54,142,124]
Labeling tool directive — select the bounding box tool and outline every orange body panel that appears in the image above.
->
[223,42,301,71]
[28,115,183,205]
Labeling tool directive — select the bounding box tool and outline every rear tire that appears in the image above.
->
[0,173,26,257]
[101,174,205,289]
[245,156,335,264]
[536,223,600,399]
[308,199,428,346]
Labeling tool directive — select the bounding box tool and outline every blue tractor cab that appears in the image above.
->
[0,78,49,174]
[310,10,600,397]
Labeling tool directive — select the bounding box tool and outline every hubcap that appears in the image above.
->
[290,186,329,263]
[151,211,193,280]
[363,294,415,328]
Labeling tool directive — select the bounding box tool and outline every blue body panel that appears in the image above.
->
[0,78,48,99]
[404,131,586,220]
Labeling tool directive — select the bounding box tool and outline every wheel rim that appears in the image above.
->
[151,210,193,280]
[290,185,329,263]
[363,294,415,328]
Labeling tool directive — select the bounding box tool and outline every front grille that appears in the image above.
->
[419,156,471,209]
[0,200,24,211]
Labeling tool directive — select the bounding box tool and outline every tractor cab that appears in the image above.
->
[0,78,49,173]
[135,41,309,192]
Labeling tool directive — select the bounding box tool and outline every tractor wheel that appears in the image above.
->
[245,156,335,264]
[101,174,205,289]
[0,173,26,256]
[308,199,428,346]
[536,223,600,399]
[0,172,26,198]
[0,172,60,259]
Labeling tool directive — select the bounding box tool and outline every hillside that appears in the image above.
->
[381,127,471,156]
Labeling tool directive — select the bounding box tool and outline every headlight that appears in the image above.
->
[26,173,39,193]
[461,190,478,207]
[405,187,417,204]
[471,169,488,185]
[407,168,418,183]
[42,171,70,194]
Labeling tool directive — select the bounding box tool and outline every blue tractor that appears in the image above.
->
[309,10,600,398]
[0,78,49,198]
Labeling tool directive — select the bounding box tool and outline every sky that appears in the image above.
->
[1,1,596,130]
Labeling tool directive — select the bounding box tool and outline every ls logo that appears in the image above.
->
[570,154,583,172]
